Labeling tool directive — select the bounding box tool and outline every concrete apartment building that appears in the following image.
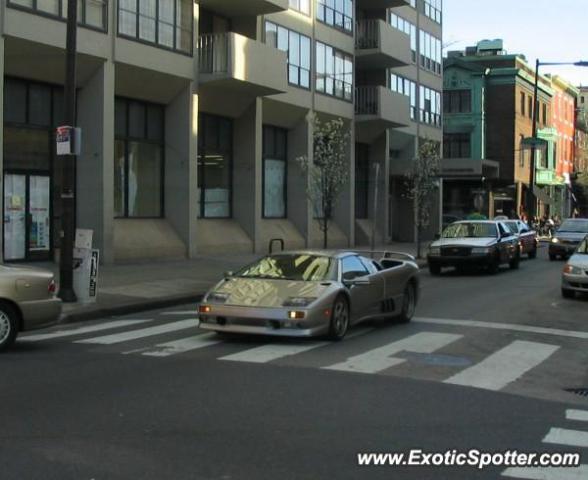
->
[0,0,442,264]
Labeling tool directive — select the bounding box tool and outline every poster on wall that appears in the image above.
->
[4,175,26,260]
[29,176,50,252]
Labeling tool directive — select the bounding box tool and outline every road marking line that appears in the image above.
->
[502,466,588,479]
[543,428,588,448]
[160,311,198,316]
[566,410,588,422]
[126,333,221,357]
[414,317,588,340]
[322,332,462,374]
[20,320,153,342]
[444,340,558,391]
[75,319,198,345]
[220,340,329,364]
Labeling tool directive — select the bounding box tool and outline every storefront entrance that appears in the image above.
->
[3,173,51,261]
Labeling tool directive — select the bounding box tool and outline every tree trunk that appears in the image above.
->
[323,219,328,249]
[416,224,422,259]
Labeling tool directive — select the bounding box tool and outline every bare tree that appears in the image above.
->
[298,116,350,249]
[404,139,441,258]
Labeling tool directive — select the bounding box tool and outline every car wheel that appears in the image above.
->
[561,288,575,299]
[528,247,537,259]
[549,253,557,261]
[397,283,417,324]
[428,263,441,276]
[0,302,19,353]
[509,251,520,270]
[328,295,349,341]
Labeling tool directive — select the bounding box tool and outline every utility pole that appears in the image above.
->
[59,0,78,302]
[527,58,540,221]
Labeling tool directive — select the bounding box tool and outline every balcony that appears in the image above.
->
[356,0,410,9]
[355,86,410,143]
[197,0,288,17]
[355,19,411,70]
[198,33,287,98]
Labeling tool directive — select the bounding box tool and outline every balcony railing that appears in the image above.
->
[355,19,380,50]
[198,34,229,74]
[355,86,380,115]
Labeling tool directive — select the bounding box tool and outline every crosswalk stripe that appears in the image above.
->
[444,340,559,391]
[566,410,588,422]
[20,320,153,342]
[322,332,462,374]
[502,466,588,479]
[127,333,220,357]
[414,317,588,340]
[220,340,329,364]
[543,428,588,448]
[75,319,198,345]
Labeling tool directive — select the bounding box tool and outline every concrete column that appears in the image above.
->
[333,121,355,246]
[287,115,312,247]
[165,83,198,258]
[77,61,115,263]
[233,98,262,252]
[367,131,390,245]
[0,35,4,262]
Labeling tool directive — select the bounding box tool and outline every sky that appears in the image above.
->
[442,0,588,87]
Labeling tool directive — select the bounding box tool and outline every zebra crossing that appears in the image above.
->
[19,310,588,399]
[502,409,588,479]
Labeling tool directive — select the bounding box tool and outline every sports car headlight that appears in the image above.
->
[205,292,229,303]
[282,297,317,307]
[471,247,492,254]
[551,237,560,243]
[428,247,441,256]
[563,264,582,275]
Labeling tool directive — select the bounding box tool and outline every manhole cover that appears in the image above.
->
[565,388,588,398]
[402,352,472,367]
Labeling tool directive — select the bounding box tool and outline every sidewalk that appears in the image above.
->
[39,243,427,324]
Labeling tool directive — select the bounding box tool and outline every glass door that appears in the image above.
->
[3,174,27,260]
[28,175,51,259]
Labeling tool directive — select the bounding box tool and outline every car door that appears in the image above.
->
[358,256,386,317]
[340,255,373,320]
[497,222,516,262]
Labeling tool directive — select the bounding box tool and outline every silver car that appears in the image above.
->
[0,264,62,351]
[198,250,420,340]
[561,235,588,298]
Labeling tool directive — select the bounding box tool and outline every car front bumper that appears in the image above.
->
[549,243,578,256]
[198,303,329,337]
[19,297,62,331]
[562,273,588,293]
[427,253,495,267]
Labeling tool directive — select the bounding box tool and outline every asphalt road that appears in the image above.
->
[2,245,587,480]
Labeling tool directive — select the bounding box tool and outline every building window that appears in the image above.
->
[528,96,533,119]
[419,85,441,127]
[443,133,470,158]
[443,90,471,113]
[520,92,525,116]
[198,113,232,218]
[422,0,442,24]
[289,0,309,15]
[419,30,441,74]
[542,103,547,125]
[265,22,311,89]
[317,0,353,33]
[7,0,108,30]
[355,144,369,219]
[114,98,164,218]
[316,41,353,101]
[118,0,193,54]
[263,126,288,218]
[389,13,416,61]
[390,73,416,120]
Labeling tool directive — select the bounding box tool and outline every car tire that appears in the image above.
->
[0,302,19,353]
[528,247,537,259]
[328,295,349,341]
[561,288,575,299]
[428,263,441,276]
[397,283,417,324]
[509,251,520,270]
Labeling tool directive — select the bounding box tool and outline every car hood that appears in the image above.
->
[431,238,497,248]
[208,277,332,308]
[567,253,588,269]
[554,232,587,243]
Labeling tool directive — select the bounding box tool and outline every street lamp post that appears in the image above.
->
[527,59,588,220]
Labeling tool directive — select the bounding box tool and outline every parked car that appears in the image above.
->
[549,218,588,260]
[0,264,62,352]
[561,235,588,298]
[504,219,538,259]
[442,214,462,230]
[427,220,520,275]
[198,250,420,340]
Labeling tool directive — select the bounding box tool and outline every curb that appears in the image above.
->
[60,293,205,325]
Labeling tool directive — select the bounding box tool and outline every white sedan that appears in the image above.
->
[561,235,588,299]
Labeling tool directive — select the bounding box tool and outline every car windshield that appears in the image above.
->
[442,222,497,239]
[235,254,335,281]
[558,220,588,233]
[504,221,519,234]
[576,238,588,254]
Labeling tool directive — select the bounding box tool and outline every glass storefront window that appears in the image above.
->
[263,126,287,218]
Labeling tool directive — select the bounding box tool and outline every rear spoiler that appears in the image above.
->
[344,249,416,262]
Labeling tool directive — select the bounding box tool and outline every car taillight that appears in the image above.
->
[48,279,57,295]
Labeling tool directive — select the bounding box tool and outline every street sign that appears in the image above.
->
[521,137,547,150]
[56,126,82,155]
